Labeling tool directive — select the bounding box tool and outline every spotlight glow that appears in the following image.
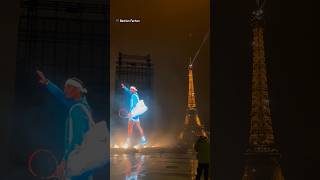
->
[122,143,129,149]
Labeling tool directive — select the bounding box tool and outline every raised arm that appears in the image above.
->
[121,83,131,95]
[47,81,73,107]
[36,70,72,107]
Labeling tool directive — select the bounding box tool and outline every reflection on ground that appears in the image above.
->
[111,152,199,180]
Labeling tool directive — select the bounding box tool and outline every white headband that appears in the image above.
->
[130,86,138,92]
[65,79,88,94]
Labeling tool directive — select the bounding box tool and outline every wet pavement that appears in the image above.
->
[7,151,208,180]
[110,152,204,180]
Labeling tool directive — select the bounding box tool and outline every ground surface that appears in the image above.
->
[110,152,207,180]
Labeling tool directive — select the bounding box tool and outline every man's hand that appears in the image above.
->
[55,160,66,180]
[36,70,48,85]
[127,113,132,118]
[121,83,125,89]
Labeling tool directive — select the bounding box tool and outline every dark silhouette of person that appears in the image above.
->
[194,135,210,180]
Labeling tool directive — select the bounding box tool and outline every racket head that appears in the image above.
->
[118,108,129,119]
[28,149,59,179]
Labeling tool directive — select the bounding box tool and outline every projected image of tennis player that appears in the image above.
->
[120,83,148,147]
[35,70,108,180]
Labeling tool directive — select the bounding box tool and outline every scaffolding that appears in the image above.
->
[16,0,108,116]
[116,52,153,91]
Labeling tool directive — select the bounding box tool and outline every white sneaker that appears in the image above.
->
[140,136,148,145]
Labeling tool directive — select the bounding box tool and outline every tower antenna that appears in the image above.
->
[256,0,266,10]
[253,0,267,18]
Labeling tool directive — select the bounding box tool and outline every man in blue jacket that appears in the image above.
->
[36,70,93,180]
[121,83,147,147]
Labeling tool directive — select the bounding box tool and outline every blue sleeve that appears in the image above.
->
[47,81,72,107]
[63,105,90,160]
[123,86,131,95]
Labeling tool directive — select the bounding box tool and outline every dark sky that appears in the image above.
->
[110,0,210,135]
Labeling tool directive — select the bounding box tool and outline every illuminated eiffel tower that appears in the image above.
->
[178,63,207,148]
[242,1,285,180]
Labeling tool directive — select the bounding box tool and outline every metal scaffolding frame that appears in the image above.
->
[116,52,153,91]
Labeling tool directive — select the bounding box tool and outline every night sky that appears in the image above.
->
[0,0,317,179]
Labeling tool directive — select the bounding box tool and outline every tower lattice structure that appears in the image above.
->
[242,3,285,180]
[178,64,207,148]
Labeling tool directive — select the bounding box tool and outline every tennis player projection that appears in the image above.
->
[29,70,109,180]
[119,83,148,148]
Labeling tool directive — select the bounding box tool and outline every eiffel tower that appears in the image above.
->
[242,1,285,180]
[178,63,207,148]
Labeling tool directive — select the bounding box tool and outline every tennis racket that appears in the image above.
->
[118,100,148,119]
[28,149,60,179]
[118,108,129,119]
